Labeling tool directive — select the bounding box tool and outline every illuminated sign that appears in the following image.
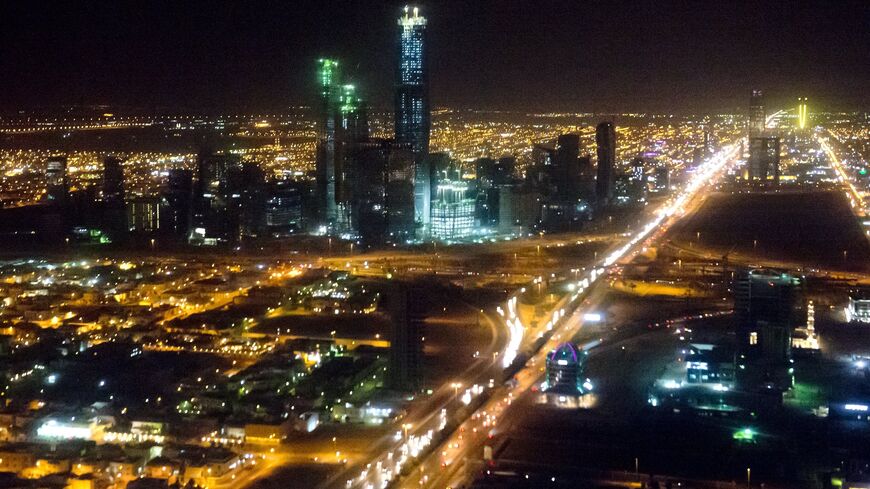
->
[845,404,869,412]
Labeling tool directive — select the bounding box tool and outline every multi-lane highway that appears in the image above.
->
[384,141,743,489]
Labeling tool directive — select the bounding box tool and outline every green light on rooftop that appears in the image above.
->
[733,428,755,441]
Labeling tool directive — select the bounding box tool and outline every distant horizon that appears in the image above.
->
[1,1,867,114]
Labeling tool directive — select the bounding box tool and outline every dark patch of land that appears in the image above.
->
[671,191,870,272]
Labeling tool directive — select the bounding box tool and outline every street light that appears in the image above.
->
[747,467,751,488]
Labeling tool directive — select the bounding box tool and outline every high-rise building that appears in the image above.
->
[395,6,429,158]
[265,181,303,237]
[748,136,780,183]
[127,197,162,234]
[388,284,424,392]
[315,60,371,234]
[163,169,193,239]
[239,162,267,238]
[315,58,341,230]
[101,156,127,240]
[749,89,765,137]
[431,165,475,240]
[797,97,809,130]
[45,156,69,204]
[595,122,616,207]
[346,139,415,244]
[102,157,125,205]
[734,269,801,389]
[190,153,243,245]
[555,134,582,201]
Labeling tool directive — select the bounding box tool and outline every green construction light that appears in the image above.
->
[317,58,340,88]
[733,427,755,441]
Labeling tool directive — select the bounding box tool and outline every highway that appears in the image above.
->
[819,130,868,218]
[391,140,742,489]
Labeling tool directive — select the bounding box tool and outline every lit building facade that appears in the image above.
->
[430,179,475,240]
[395,6,429,158]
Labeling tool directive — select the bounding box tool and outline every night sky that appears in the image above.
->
[1,0,867,114]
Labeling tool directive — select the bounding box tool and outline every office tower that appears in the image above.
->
[239,162,266,238]
[190,153,242,245]
[498,185,542,235]
[127,197,162,233]
[386,145,416,242]
[265,181,303,237]
[395,6,429,158]
[544,342,586,394]
[101,156,127,240]
[339,84,369,143]
[595,122,616,207]
[748,136,781,183]
[45,156,69,204]
[555,134,581,200]
[797,97,809,130]
[414,156,432,234]
[652,166,670,193]
[415,152,450,237]
[346,139,414,244]
[474,157,498,228]
[495,156,516,185]
[315,58,341,230]
[388,284,424,392]
[630,157,644,182]
[162,169,193,239]
[315,60,371,234]
[734,269,801,389]
[102,157,125,205]
[749,89,765,137]
[431,165,475,240]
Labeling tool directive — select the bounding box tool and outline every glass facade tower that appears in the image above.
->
[395,6,429,158]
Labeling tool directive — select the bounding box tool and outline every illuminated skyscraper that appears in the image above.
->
[749,89,765,137]
[797,97,809,130]
[315,58,341,229]
[431,165,475,240]
[395,6,429,158]
[595,122,616,207]
[45,156,68,204]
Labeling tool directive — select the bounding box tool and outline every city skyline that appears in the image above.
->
[0,1,867,114]
[0,3,869,489]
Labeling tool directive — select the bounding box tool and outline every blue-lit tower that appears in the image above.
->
[395,5,429,158]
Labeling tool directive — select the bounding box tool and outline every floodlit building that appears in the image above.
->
[430,178,475,240]
[847,290,870,324]
[395,6,429,158]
